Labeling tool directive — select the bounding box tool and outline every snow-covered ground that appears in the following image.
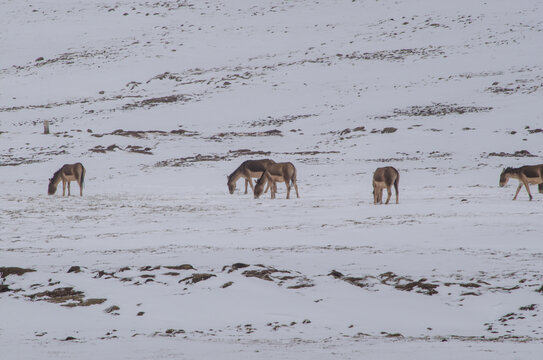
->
[1,0,543,358]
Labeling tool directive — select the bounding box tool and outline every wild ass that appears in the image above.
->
[227,159,276,194]
[372,166,399,205]
[48,163,86,196]
[499,164,543,200]
[254,162,299,199]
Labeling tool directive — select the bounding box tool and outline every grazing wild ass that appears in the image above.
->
[372,166,399,205]
[499,165,543,200]
[227,159,276,194]
[48,163,86,196]
[254,162,299,199]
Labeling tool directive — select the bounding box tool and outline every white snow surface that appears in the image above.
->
[1,0,543,358]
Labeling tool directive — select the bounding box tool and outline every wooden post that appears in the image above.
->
[43,120,49,134]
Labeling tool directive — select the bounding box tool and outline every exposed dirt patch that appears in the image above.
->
[330,270,374,288]
[1,150,67,167]
[251,266,312,288]
[64,298,108,307]
[122,94,191,109]
[379,272,438,295]
[487,77,543,95]
[12,49,119,71]
[247,114,315,128]
[486,150,537,158]
[243,268,280,282]
[0,94,141,113]
[146,71,207,86]
[228,149,272,157]
[156,153,229,167]
[179,273,216,284]
[164,264,195,271]
[89,144,153,155]
[0,267,36,278]
[370,127,397,134]
[223,263,250,273]
[26,286,106,307]
[376,103,492,119]
[91,128,198,138]
[282,150,340,156]
[337,46,445,61]
[207,129,282,141]
[330,270,439,295]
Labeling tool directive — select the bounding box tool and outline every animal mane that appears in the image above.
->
[51,168,63,183]
[228,163,245,180]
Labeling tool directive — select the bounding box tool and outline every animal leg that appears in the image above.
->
[293,181,299,198]
[271,181,277,199]
[394,180,399,204]
[62,180,66,196]
[385,186,392,204]
[539,183,543,194]
[379,189,384,204]
[79,180,83,196]
[285,181,291,199]
[244,179,249,194]
[67,181,71,196]
[523,180,533,201]
[513,183,522,200]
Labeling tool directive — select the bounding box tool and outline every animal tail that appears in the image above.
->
[291,165,297,186]
[394,171,399,194]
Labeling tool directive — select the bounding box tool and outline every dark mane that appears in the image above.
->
[504,167,519,174]
[228,161,246,180]
[51,168,62,183]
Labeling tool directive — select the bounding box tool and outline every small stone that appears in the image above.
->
[221,281,233,288]
[67,266,81,273]
[104,305,120,314]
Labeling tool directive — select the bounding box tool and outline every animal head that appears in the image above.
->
[48,178,57,195]
[499,167,513,187]
[254,178,265,199]
[227,175,235,194]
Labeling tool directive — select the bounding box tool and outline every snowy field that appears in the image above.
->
[1,0,543,358]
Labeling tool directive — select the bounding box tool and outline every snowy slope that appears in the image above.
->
[1,0,543,358]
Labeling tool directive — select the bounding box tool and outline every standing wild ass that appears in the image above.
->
[48,163,86,196]
[499,165,543,200]
[372,166,399,204]
[254,162,299,199]
[227,159,275,194]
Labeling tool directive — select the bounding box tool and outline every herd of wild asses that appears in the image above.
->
[48,161,543,203]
